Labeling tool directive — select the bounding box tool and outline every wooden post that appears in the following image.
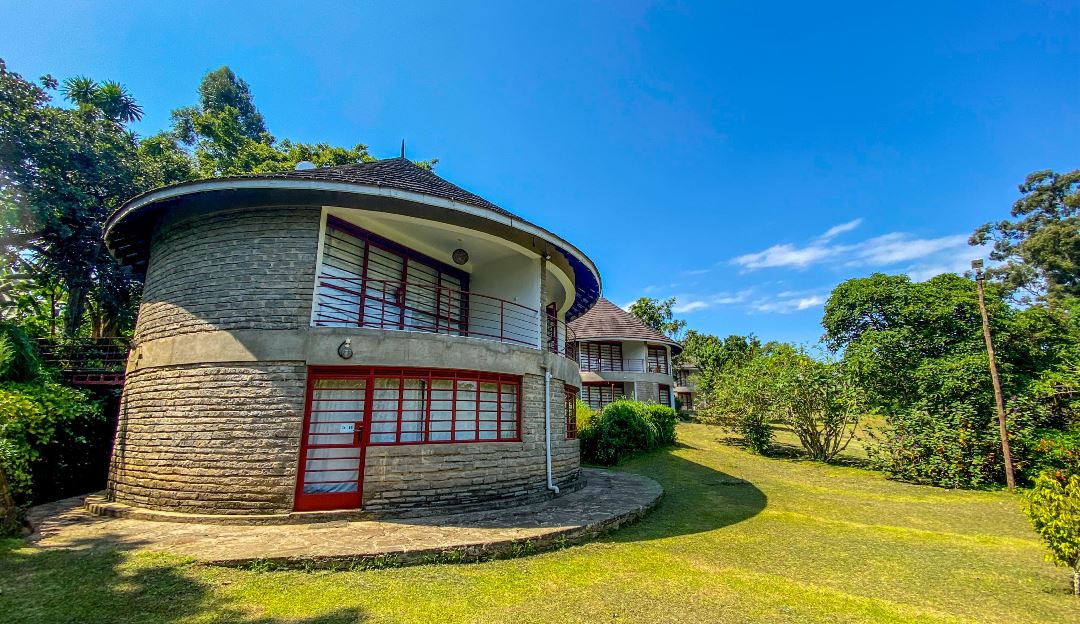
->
[973,261,1016,490]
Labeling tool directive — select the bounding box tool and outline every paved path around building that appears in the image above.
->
[27,469,662,568]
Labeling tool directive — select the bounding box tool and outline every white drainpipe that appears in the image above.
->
[543,367,560,494]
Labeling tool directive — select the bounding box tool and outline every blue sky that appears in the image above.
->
[2,1,1078,344]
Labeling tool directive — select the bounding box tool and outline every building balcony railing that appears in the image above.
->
[312,275,577,360]
[579,358,670,375]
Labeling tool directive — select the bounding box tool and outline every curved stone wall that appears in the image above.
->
[108,205,582,516]
[135,206,321,343]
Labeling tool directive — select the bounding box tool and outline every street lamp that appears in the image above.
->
[972,259,1016,490]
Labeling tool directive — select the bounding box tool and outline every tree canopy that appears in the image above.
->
[628,297,686,339]
[971,169,1080,303]
[0,60,192,336]
[170,66,374,177]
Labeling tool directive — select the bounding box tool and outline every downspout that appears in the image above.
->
[543,366,560,494]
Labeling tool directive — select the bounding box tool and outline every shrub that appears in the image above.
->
[1022,471,1080,595]
[644,403,677,446]
[1020,428,1080,483]
[705,357,774,455]
[866,404,1004,488]
[0,323,41,383]
[0,381,104,502]
[578,399,676,465]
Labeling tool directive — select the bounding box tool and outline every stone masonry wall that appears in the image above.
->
[135,207,321,343]
[362,372,580,511]
[111,204,582,516]
[109,362,307,514]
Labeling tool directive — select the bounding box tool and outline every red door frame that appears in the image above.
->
[293,370,373,512]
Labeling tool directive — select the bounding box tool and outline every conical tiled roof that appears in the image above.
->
[259,158,510,216]
[568,298,681,353]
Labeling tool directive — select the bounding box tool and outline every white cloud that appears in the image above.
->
[851,233,969,266]
[750,292,829,314]
[733,243,838,270]
[733,222,978,275]
[672,300,709,313]
[816,218,863,242]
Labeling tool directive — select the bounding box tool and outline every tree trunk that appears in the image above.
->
[0,463,22,537]
[63,283,87,338]
[1073,566,1079,597]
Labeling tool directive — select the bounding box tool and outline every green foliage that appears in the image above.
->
[679,330,762,398]
[644,403,678,446]
[628,297,686,338]
[705,354,775,454]
[171,66,375,177]
[866,404,1004,488]
[0,59,191,338]
[1020,428,1080,482]
[578,399,676,465]
[971,169,1080,303]
[0,323,40,383]
[1022,471,1080,594]
[707,344,861,462]
[575,398,597,436]
[0,381,103,501]
[823,272,1076,487]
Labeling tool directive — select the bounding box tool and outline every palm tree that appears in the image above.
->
[60,76,143,123]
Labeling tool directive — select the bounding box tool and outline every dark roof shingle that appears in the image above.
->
[568,298,681,352]
[260,158,513,218]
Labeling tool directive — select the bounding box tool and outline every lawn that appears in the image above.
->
[1,423,1076,623]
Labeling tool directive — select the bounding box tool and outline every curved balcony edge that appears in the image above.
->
[125,326,582,386]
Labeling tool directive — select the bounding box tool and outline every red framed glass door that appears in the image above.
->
[294,376,370,511]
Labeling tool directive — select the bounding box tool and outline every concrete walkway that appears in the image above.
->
[28,469,662,567]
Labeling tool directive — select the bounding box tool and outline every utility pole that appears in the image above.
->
[972,259,1016,490]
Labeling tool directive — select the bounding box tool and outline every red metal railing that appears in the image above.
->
[35,337,130,386]
[313,276,577,359]
[579,357,670,374]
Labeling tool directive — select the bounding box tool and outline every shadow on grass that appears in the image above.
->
[0,536,364,624]
[600,449,768,543]
[713,427,875,470]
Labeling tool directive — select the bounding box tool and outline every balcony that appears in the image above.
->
[312,275,577,359]
[578,357,670,375]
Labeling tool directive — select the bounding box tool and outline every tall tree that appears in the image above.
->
[970,169,1080,303]
[171,66,374,176]
[628,297,686,338]
[0,60,191,337]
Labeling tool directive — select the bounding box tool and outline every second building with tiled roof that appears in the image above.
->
[567,298,681,411]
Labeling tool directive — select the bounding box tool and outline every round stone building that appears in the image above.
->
[102,158,601,517]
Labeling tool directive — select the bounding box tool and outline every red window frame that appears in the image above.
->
[658,384,671,407]
[306,366,522,446]
[578,341,624,372]
[316,216,471,333]
[647,345,669,375]
[565,385,578,439]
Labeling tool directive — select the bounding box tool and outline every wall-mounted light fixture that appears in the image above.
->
[337,338,353,360]
[452,248,469,265]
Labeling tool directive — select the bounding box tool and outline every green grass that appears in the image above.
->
[2,423,1076,623]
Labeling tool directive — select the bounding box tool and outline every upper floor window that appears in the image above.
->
[579,342,623,372]
[314,217,469,335]
[647,346,669,375]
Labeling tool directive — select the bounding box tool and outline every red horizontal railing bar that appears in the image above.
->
[314,275,578,359]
